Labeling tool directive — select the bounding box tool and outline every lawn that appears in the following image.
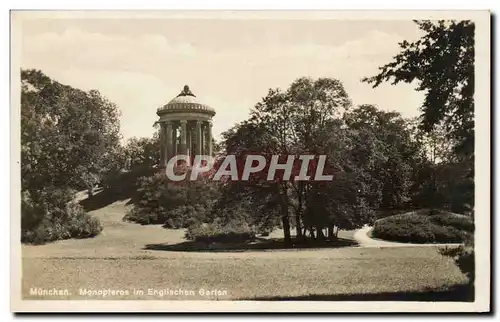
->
[21,198,472,301]
[22,246,470,301]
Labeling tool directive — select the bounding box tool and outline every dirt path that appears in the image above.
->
[353,225,462,248]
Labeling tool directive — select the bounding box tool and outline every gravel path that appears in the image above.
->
[353,225,462,248]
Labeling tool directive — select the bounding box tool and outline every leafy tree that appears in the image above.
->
[124,136,160,170]
[362,20,475,283]
[344,105,421,210]
[363,21,475,213]
[217,121,283,236]
[20,69,118,242]
[21,69,122,193]
[220,78,378,245]
[363,20,474,160]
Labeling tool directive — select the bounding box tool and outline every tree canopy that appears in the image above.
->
[21,69,122,193]
[363,20,475,160]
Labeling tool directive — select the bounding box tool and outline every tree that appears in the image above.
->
[343,105,422,210]
[20,69,118,243]
[301,118,376,239]
[219,78,380,245]
[217,121,283,237]
[362,21,475,284]
[363,21,475,213]
[124,136,160,170]
[363,20,474,160]
[21,69,122,193]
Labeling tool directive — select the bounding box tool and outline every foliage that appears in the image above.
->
[124,172,219,226]
[20,69,123,243]
[364,21,476,282]
[440,245,475,284]
[429,211,474,233]
[439,211,475,284]
[124,136,160,170]
[21,189,102,244]
[364,20,475,218]
[218,77,448,244]
[21,69,122,192]
[185,219,257,244]
[363,20,474,159]
[372,210,473,243]
[343,105,422,210]
[162,204,209,229]
[220,77,360,244]
[410,130,474,213]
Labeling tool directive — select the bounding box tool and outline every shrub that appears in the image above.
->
[66,205,103,238]
[371,210,472,244]
[21,189,103,245]
[440,245,475,284]
[429,212,474,233]
[162,205,207,229]
[372,213,436,243]
[124,173,219,227]
[185,219,256,244]
[431,225,466,243]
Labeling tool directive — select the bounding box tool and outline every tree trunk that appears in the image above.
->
[295,212,303,241]
[327,225,334,239]
[295,183,303,240]
[302,227,308,239]
[280,184,292,247]
[282,215,292,246]
[309,227,316,240]
[316,226,325,241]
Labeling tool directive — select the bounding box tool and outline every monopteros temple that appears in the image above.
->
[156,85,216,166]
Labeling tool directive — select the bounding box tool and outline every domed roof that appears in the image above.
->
[157,85,215,116]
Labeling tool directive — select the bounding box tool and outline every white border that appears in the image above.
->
[7,8,492,314]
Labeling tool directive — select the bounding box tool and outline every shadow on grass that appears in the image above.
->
[79,166,155,212]
[143,237,358,253]
[241,284,474,302]
[79,188,134,212]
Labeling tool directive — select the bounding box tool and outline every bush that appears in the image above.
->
[21,189,103,245]
[431,225,466,243]
[371,210,472,244]
[372,213,435,243]
[124,173,219,227]
[185,219,256,244]
[66,204,103,238]
[162,205,207,229]
[429,212,474,233]
[440,245,475,284]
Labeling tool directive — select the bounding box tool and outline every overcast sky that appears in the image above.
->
[21,17,425,141]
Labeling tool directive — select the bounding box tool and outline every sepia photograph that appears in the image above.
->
[10,10,490,313]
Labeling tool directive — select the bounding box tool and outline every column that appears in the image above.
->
[180,120,187,154]
[166,121,173,163]
[159,123,165,166]
[207,121,213,156]
[196,120,202,155]
[188,122,192,158]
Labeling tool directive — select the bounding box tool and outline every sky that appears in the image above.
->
[21,16,426,141]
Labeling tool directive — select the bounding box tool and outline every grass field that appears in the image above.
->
[21,197,472,301]
[22,246,470,301]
